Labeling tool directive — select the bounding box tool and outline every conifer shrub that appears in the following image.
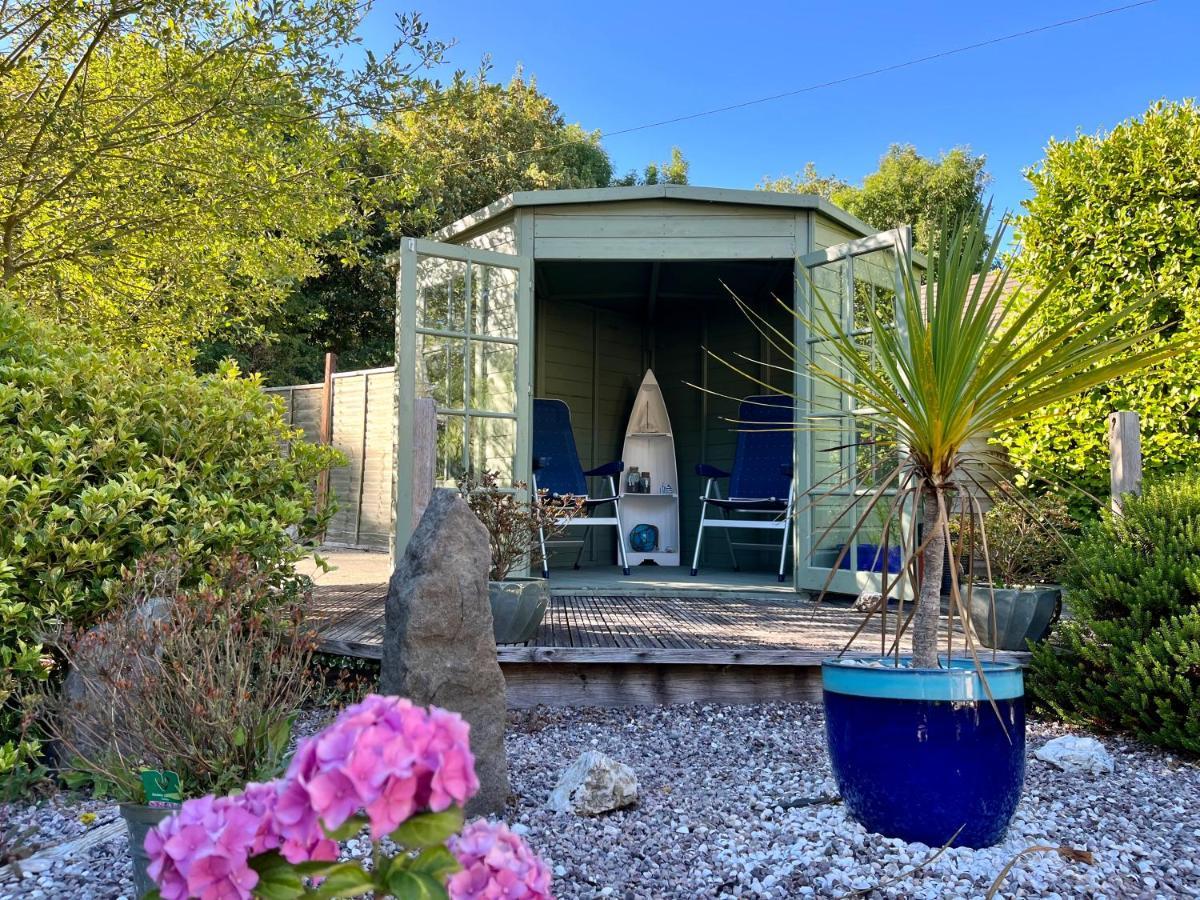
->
[0,298,341,772]
[1029,472,1200,754]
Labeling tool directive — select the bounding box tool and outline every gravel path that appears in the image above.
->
[4,702,1198,899]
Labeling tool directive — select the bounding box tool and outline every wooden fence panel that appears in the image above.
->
[267,369,397,551]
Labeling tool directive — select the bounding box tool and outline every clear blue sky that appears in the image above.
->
[362,0,1197,224]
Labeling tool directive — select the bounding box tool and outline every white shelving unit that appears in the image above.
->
[620,370,680,567]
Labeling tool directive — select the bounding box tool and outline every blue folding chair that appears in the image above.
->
[532,398,630,578]
[690,394,796,582]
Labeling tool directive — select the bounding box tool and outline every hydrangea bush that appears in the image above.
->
[144,695,552,899]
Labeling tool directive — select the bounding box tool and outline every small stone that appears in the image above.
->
[1034,735,1115,775]
[547,750,638,816]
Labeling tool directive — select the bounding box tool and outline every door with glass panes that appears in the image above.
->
[795,228,912,595]
[393,238,532,558]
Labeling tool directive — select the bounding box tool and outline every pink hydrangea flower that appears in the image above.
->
[144,794,262,900]
[447,820,553,900]
[146,782,337,900]
[285,694,480,839]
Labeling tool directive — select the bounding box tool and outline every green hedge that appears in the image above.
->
[0,299,342,771]
[1029,472,1200,754]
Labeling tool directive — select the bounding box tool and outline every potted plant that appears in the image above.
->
[717,208,1182,847]
[964,493,1076,650]
[458,471,582,644]
[38,555,313,896]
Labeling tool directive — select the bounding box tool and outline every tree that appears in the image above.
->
[0,0,445,356]
[612,146,691,187]
[760,145,989,256]
[996,100,1200,508]
[758,162,849,200]
[217,69,627,384]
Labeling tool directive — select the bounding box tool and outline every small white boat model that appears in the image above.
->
[620,369,681,567]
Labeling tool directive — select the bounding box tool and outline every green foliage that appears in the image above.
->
[1029,471,1200,754]
[0,299,341,770]
[612,146,691,187]
[218,67,623,384]
[760,144,989,257]
[758,162,850,201]
[997,100,1200,510]
[0,0,445,356]
[974,493,1077,588]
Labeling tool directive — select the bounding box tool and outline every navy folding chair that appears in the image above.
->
[690,394,796,582]
[532,398,630,578]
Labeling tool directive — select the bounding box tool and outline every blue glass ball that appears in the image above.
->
[629,524,659,553]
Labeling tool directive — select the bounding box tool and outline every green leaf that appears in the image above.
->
[231,725,246,747]
[248,851,306,898]
[409,845,461,881]
[387,870,449,900]
[389,807,464,849]
[304,862,376,899]
[322,814,367,841]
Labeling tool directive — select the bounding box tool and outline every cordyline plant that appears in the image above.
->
[717,208,1189,669]
[458,471,582,580]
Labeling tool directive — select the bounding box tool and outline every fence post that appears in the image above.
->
[316,352,337,513]
[1108,410,1142,514]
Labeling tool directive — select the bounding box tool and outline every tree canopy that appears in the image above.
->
[0,0,446,356]
[996,100,1200,508]
[759,144,989,255]
[210,71,689,384]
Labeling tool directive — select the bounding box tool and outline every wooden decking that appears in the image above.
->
[309,584,1027,707]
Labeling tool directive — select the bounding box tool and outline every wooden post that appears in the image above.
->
[410,397,437,533]
[1108,410,1142,514]
[316,352,337,511]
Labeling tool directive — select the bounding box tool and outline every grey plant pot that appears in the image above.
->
[488,577,549,644]
[120,803,176,899]
[967,585,1062,651]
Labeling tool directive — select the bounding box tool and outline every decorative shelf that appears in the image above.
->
[620,370,680,566]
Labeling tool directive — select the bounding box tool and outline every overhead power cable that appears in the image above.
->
[366,0,1159,182]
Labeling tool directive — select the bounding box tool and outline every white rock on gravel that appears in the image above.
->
[547,749,639,816]
[1035,735,1116,776]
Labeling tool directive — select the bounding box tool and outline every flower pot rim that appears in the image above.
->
[970,582,1062,592]
[822,656,1023,702]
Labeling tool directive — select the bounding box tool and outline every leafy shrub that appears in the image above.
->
[40,554,317,800]
[457,471,581,580]
[1029,472,1200,754]
[0,299,341,770]
[970,493,1077,588]
[997,100,1200,512]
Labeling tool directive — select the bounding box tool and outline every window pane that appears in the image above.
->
[809,257,846,335]
[852,248,897,332]
[417,257,467,332]
[416,333,465,410]
[435,414,465,487]
[470,341,516,413]
[473,264,517,339]
[470,416,516,485]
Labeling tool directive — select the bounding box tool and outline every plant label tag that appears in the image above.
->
[141,769,182,806]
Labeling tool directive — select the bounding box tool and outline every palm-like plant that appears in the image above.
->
[722,209,1186,668]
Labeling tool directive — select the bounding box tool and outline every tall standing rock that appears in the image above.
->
[380,488,510,815]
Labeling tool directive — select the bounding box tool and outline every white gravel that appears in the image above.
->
[4,702,1198,899]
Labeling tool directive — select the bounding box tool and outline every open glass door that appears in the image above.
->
[795,227,912,596]
[393,237,532,559]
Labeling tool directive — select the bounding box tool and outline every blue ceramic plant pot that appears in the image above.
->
[822,658,1025,849]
